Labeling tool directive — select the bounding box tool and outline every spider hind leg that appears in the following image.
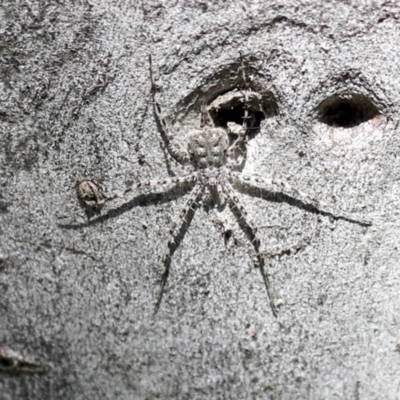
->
[221,180,278,317]
[154,183,204,313]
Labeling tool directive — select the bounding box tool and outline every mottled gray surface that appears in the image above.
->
[0,1,400,399]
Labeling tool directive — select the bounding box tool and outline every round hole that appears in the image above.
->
[207,89,277,130]
[317,95,380,128]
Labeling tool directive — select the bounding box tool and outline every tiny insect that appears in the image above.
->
[76,179,107,215]
[81,55,371,316]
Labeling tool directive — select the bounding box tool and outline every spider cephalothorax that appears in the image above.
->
[188,127,229,169]
[79,56,371,316]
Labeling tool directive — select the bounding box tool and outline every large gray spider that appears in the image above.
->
[86,56,370,316]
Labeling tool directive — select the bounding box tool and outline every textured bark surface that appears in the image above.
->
[1,1,400,399]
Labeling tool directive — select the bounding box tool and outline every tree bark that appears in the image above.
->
[0,1,399,399]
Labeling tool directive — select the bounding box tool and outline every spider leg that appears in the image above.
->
[225,55,253,168]
[221,180,278,317]
[225,125,248,169]
[200,104,213,127]
[125,173,197,196]
[230,171,371,226]
[107,173,198,201]
[149,55,191,165]
[225,99,248,159]
[154,182,204,313]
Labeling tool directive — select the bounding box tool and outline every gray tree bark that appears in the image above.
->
[0,1,399,399]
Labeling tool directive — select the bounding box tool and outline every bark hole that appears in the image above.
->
[317,95,380,128]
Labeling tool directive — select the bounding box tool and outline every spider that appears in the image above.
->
[90,56,371,316]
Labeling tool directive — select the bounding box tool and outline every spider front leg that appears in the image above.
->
[221,180,278,317]
[149,55,191,165]
[225,93,250,169]
[224,91,263,169]
[154,183,204,313]
[225,125,248,169]
[126,173,197,196]
[105,173,198,201]
[230,171,371,226]
[225,56,253,168]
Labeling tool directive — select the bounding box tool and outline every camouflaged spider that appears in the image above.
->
[142,55,284,314]
[104,56,370,316]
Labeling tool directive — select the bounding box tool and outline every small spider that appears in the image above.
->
[100,56,371,316]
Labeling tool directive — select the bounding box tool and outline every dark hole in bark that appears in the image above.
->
[317,95,379,128]
[0,357,14,368]
[207,90,275,131]
[211,104,265,129]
